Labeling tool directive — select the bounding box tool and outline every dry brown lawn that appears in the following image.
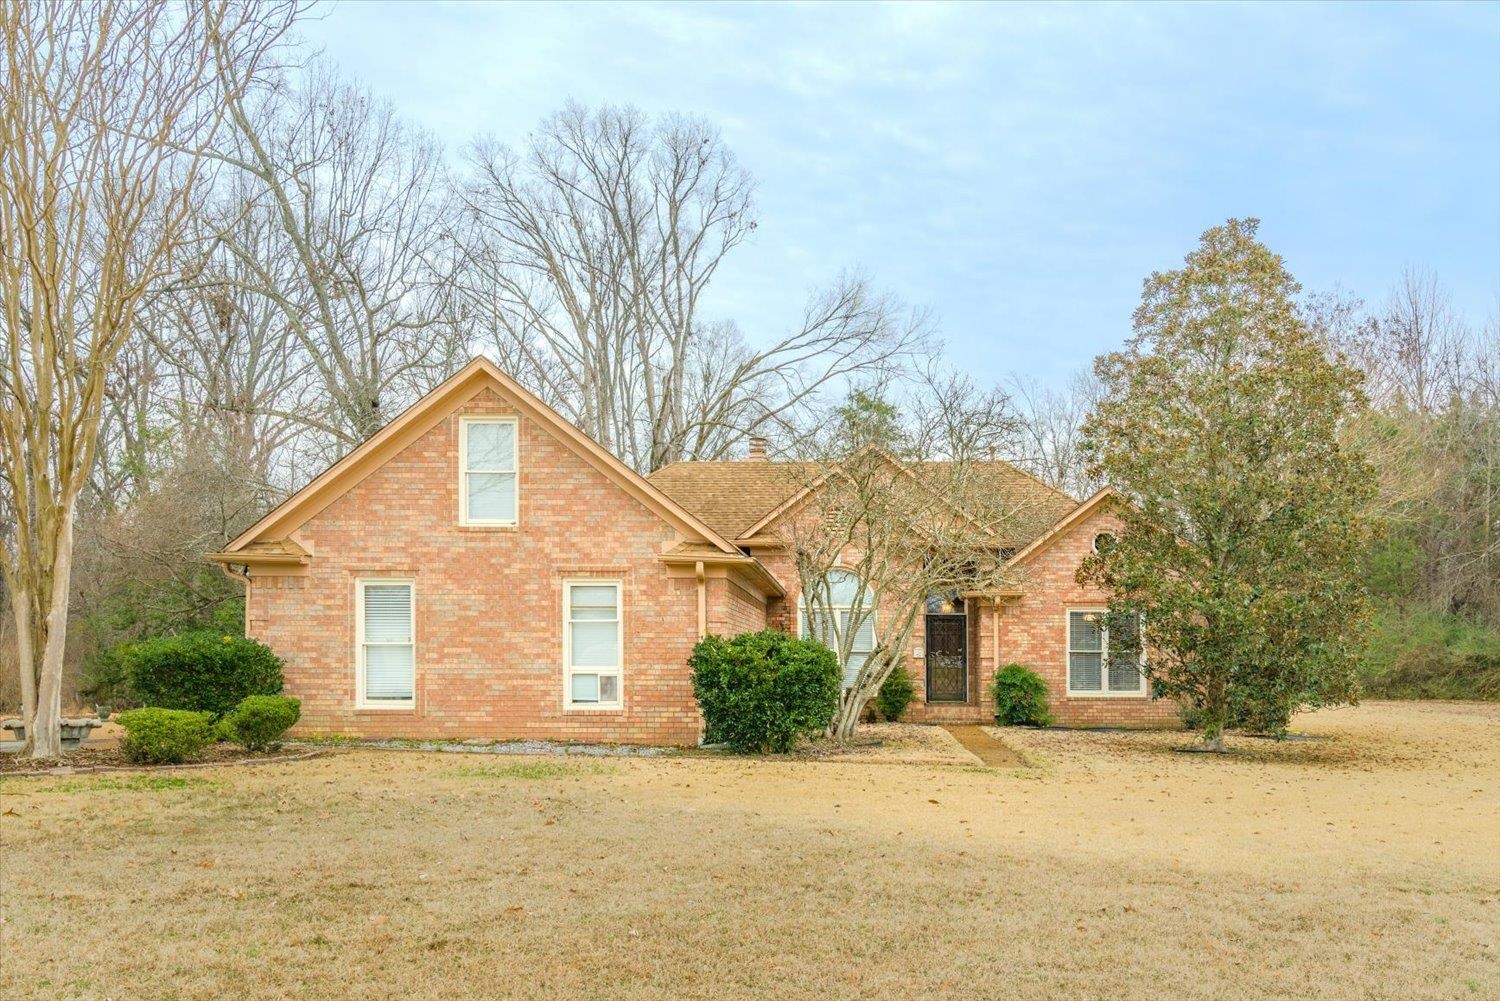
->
[1,701,1495,1000]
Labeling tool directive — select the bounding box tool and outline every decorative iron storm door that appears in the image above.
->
[925,614,968,702]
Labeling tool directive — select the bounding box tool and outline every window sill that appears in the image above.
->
[1065,690,1148,699]
[456,523,519,532]
[354,704,418,713]
[564,704,625,713]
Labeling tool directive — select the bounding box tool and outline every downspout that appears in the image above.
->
[695,560,706,639]
[216,562,251,634]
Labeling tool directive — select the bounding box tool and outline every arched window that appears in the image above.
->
[800,569,876,690]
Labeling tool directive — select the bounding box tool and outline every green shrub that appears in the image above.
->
[124,631,283,718]
[117,708,215,764]
[991,664,1053,726]
[219,695,301,751]
[690,630,841,753]
[1359,606,1498,677]
[876,666,915,721]
[77,642,138,708]
[1368,646,1500,701]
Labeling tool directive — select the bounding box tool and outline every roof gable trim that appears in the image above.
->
[222,357,739,555]
[1003,487,1116,568]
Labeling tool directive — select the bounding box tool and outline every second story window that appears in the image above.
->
[460,417,518,525]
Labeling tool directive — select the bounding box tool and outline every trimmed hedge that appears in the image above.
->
[992,664,1053,726]
[219,695,301,751]
[118,708,215,764]
[876,665,915,722]
[124,631,283,718]
[690,630,841,753]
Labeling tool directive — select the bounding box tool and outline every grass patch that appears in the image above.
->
[1,702,1493,999]
[41,774,215,794]
[452,760,611,780]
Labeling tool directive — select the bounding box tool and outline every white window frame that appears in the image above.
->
[563,579,623,711]
[1065,606,1146,698]
[355,577,416,710]
[458,415,519,527]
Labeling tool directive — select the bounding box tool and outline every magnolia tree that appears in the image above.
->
[1080,219,1375,750]
[775,378,1051,740]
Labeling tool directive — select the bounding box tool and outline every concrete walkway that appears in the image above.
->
[941,724,1024,767]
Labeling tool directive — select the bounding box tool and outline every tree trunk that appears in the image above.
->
[24,508,76,759]
[832,693,863,741]
[10,588,37,750]
[1198,671,1230,753]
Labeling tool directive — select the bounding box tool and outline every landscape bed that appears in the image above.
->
[0,742,316,775]
[0,701,1494,1000]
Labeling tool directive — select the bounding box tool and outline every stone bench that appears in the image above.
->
[1,718,103,752]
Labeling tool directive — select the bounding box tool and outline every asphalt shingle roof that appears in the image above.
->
[647,459,1078,544]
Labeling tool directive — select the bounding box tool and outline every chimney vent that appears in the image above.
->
[747,436,767,461]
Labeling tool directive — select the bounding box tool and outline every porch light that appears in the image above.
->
[925,593,965,615]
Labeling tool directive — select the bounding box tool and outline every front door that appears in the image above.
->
[925,614,968,702]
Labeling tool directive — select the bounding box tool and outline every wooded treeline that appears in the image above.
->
[1,5,1495,716]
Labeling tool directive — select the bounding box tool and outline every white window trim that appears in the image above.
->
[1065,606,1146,699]
[355,577,416,710]
[563,579,624,711]
[458,415,519,527]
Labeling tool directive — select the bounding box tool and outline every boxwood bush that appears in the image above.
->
[690,630,841,753]
[876,665,915,721]
[118,708,215,764]
[124,632,283,718]
[992,663,1053,726]
[219,695,301,751]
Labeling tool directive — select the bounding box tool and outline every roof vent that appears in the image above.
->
[746,435,767,461]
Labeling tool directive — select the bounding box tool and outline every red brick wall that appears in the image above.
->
[250,397,1175,745]
[246,389,709,746]
[746,505,1179,728]
[707,578,768,637]
[997,506,1179,727]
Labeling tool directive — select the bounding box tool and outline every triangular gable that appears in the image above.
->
[1003,487,1117,567]
[218,357,740,556]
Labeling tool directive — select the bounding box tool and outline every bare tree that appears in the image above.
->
[1337,269,1470,412]
[1311,276,1499,624]
[142,179,326,492]
[776,376,1046,739]
[206,59,464,455]
[1008,368,1102,498]
[0,0,300,757]
[457,103,928,472]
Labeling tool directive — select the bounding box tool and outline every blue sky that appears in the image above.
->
[304,1,1500,389]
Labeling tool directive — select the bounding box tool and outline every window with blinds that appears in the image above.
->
[565,581,622,708]
[1067,609,1144,695]
[460,417,517,525]
[799,569,877,690]
[358,580,414,706]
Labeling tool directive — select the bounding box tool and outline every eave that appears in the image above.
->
[656,550,786,599]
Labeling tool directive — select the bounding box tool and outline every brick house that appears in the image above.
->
[212,357,1176,745]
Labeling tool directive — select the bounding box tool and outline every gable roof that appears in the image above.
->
[647,461,818,540]
[648,456,1080,546]
[1004,487,1117,567]
[216,357,741,557]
